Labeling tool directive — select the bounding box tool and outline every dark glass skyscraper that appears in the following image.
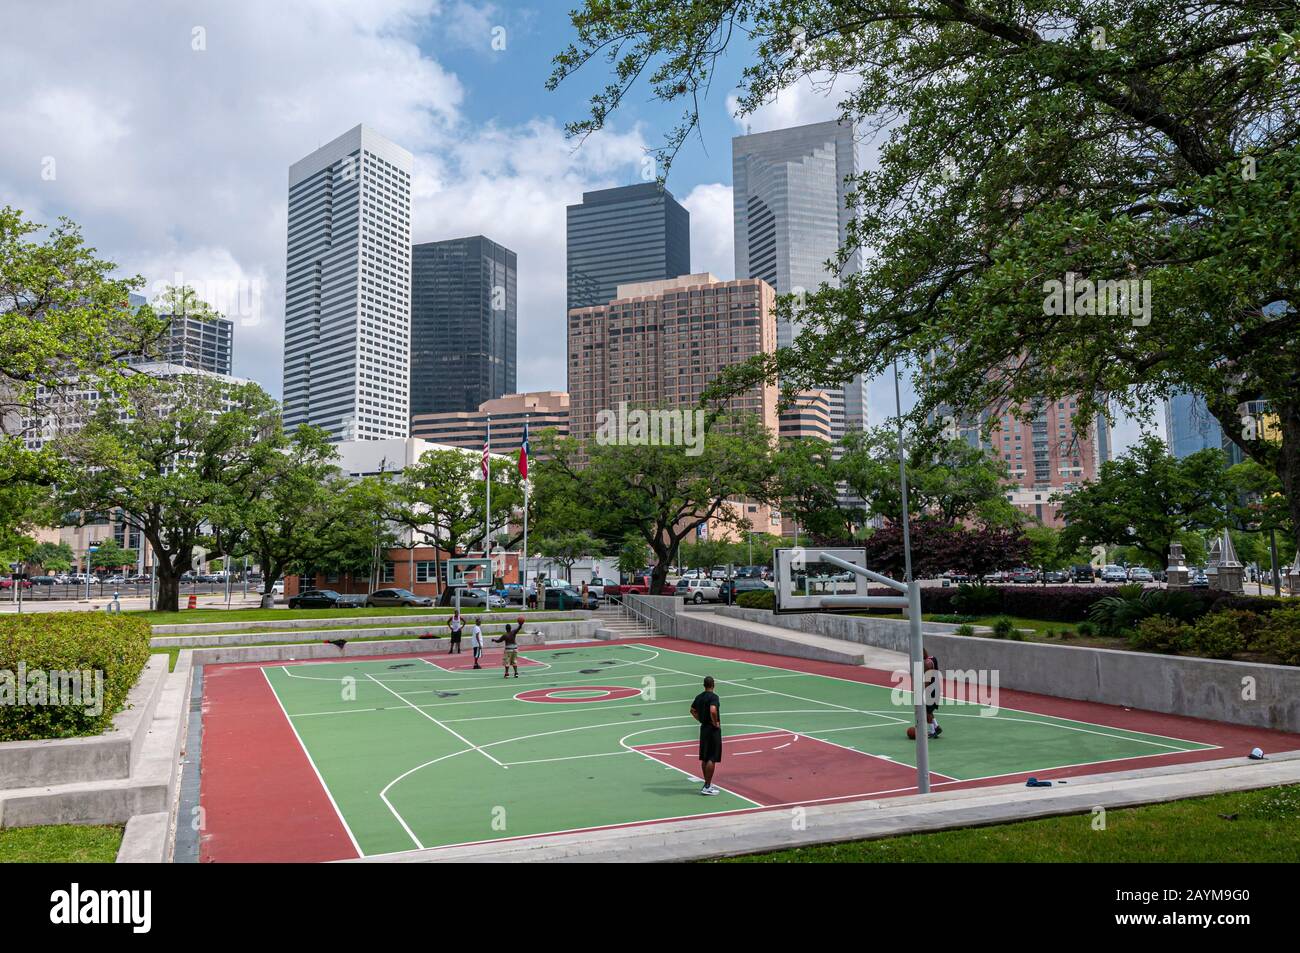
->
[565,183,691,310]
[410,236,517,416]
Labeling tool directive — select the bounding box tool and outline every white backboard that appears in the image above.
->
[446,558,492,589]
[772,547,871,612]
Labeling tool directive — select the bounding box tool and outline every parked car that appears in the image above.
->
[677,577,722,604]
[541,586,591,610]
[1070,564,1096,583]
[1127,567,1155,583]
[29,575,58,586]
[103,574,128,585]
[709,566,729,580]
[457,587,507,609]
[1100,565,1129,583]
[1043,569,1070,584]
[288,589,360,609]
[0,576,33,590]
[718,577,772,602]
[1010,567,1039,584]
[366,588,434,608]
[586,577,619,599]
[270,579,285,596]
[1190,570,1210,589]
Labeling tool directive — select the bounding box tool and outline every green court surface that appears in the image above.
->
[244,642,1217,858]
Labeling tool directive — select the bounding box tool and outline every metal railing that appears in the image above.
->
[619,594,679,637]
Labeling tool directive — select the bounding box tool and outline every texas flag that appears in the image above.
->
[518,422,530,479]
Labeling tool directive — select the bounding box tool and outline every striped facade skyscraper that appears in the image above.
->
[283,124,413,441]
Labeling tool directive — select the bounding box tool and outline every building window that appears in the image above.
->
[382,562,395,583]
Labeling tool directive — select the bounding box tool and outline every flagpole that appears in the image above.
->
[522,414,530,591]
[485,416,492,573]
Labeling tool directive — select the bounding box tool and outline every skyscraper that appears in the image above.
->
[566,183,690,312]
[1165,391,1225,459]
[283,124,412,441]
[732,120,867,437]
[410,236,517,416]
[154,314,234,376]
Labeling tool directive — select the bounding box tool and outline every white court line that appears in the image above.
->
[363,673,506,768]
[260,668,363,858]
[640,643,1215,749]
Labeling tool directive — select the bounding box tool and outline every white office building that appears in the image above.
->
[284,124,413,442]
[732,119,868,438]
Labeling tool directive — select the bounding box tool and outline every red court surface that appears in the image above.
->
[197,638,1300,862]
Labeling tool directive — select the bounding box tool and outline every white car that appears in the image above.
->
[271,579,285,596]
[677,578,721,604]
[1100,565,1129,583]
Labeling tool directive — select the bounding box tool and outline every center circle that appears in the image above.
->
[515,685,642,704]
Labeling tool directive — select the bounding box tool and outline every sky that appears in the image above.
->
[0,0,1155,450]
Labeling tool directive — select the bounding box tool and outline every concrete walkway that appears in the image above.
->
[352,749,1300,863]
[695,611,908,671]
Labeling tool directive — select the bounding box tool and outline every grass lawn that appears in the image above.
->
[132,605,529,625]
[722,785,1300,862]
[0,824,124,863]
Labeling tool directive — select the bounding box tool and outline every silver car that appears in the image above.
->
[366,588,434,608]
[457,587,506,609]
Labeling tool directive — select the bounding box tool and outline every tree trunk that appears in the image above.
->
[156,567,181,612]
[1277,397,1300,556]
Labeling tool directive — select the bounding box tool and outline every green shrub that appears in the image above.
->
[1090,588,1204,635]
[1045,627,1057,639]
[1181,611,1248,660]
[1258,606,1300,666]
[955,624,976,637]
[952,584,1002,617]
[931,614,978,624]
[0,614,151,742]
[1059,629,1075,639]
[735,589,775,610]
[991,617,1016,639]
[1076,621,1096,637]
[1128,615,1190,655]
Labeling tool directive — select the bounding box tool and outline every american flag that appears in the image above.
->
[518,421,530,479]
[481,439,489,479]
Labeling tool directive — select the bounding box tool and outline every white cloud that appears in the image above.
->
[727,73,853,135]
[0,0,657,402]
[680,183,734,280]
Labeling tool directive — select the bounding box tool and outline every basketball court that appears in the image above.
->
[196,638,1296,861]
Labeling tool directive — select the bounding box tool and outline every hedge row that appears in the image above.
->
[0,613,152,742]
[917,586,1287,623]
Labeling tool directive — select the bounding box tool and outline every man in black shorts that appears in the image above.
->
[690,676,722,795]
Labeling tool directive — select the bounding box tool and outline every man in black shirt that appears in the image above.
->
[690,676,722,795]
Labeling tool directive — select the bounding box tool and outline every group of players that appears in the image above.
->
[436,610,943,798]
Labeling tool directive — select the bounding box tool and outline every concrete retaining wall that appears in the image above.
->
[716,609,1300,732]
[673,611,867,665]
[152,609,589,636]
[0,655,169,789]
[186,628,576,666]
[717,606,964,651]
[152,618,598,648]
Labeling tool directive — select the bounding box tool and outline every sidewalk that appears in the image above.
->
[0,593,267,614]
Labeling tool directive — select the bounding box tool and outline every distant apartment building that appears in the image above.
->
[283,124,413,442]
[732,120,868,439]
[410,236,517,416]
[566,183,691,312]
[567,273,781,537]
[940,398,1106,526]
[410,390,569,454]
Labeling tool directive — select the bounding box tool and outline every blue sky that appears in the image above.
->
[0,0,1153,449]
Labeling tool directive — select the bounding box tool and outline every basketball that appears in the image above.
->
[907,726,917,740]
[517,615,526,625]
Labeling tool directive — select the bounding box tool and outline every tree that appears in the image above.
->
[1023,525,1077,583]
[0,208,165,553]
[89,538,135,572]
[390,449,523,558]
[56,375,281,611]
[551,2,1300,554]
[772,437,851,541]
[616,534,649,577]
[218,425,341,597]
[1056,437,1237,567]
[536,531,604,582]
[838,427,1022,528]
[304,476,402,590]
[28,541,74,573]
[861,519,1030,580]
[540,413,778,593]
